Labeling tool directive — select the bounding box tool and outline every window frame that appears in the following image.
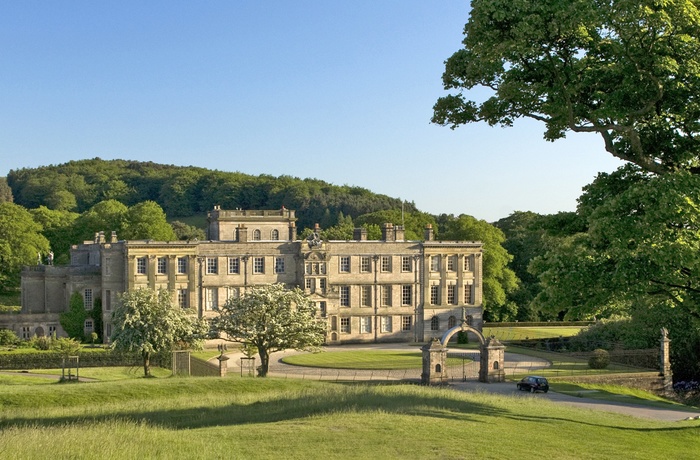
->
[339,256,351,273]
[360,256,371,273]
[157,257,167,275]
[136,257,147,275]
[381,256,391,272]
[340,286,350,307]
[274,256,285,274]
[228,257,240,274]
[253,257,265,274]
[206,257,218,275]
[401,285,412,306]
[177,257,188,274]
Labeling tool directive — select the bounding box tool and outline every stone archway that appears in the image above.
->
[421,325,505,385]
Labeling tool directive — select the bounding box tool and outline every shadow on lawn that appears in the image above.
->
[2,384,699,435]
[0,387,506,430]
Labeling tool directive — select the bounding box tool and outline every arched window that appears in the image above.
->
[435,364,442,373]
[271,229,279,240]
[493,361,499,370]
[448,316,456,329]
[253,229,261,240]
[430,316,440,331]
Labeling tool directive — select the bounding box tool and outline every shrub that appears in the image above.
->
[0,328,18,346]
[589,349,610,369]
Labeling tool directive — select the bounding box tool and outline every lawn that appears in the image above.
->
[281,350,467,370]
[483,325,585,340]
[0,377,698,459]
[0,366,172,384]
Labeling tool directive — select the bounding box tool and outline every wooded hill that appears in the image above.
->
[6,158,415,230]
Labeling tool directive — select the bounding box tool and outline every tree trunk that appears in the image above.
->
[143,351,151,377]
[257,347,270,377]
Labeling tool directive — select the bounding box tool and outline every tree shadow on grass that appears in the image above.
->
[1,386,503,430]
[2,383,698,435]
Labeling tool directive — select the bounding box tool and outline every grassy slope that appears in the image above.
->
[0,377,698,460]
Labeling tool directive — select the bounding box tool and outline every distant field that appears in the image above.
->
[0,377,697,459]
[282,350,467,369]
[483,326,585,340]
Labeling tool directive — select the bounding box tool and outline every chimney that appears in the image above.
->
[394,225,405,241]
[288,222,297,241]
[237,225,248,243]
[353,228,367,241]
[424,224,434,242]
[382,223,395,242]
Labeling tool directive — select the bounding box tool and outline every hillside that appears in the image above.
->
[6,158,416,230]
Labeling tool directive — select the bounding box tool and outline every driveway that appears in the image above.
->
[226,343,700,422]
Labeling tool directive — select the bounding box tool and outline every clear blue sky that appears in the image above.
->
[0,1,623,222]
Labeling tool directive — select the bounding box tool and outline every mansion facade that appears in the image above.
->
[8,207,484,344]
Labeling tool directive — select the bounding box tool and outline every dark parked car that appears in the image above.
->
[517,376,549,393]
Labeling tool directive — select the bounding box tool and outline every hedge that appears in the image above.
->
[0,350,167,370]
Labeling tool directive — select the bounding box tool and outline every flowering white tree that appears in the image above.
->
[213,283,326,377]
[112,287,208,377]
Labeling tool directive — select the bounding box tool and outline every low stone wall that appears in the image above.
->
[550,372,665,394]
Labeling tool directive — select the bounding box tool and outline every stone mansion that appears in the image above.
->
[10,207,483,344]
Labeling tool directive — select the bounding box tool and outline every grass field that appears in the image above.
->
[281,350,468,369]
[483,325,585,340]
[1,376,698,459]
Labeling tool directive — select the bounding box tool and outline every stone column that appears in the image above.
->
[421,338,447,385]
[660,328,673,396]
[479,337,506,383]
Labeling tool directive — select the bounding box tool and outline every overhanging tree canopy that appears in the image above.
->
[433,0,700,175]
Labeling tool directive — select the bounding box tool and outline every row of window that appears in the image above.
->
[429,315,474,331]
[136,256,190,275]
[339,285,413,307]
[337,256,414,274]
[338,316,413,334]
[334,284,474,308]
[135,256,286,276]
[429,284,475,305]
[250,229,281,240]
[135,253,475,277]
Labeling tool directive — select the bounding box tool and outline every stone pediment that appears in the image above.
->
[303,251,327,261]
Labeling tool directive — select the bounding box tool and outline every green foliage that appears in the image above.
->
[213,283,326,377]
[73,199,128,242]
[0,177,13,203]
[433,0,700,175]
[589,349,611,370]
[122,201,176,241]
[0,202,51,292]
[59,292,88,342]
[437,213,518,321]
[53,337,81,356]
[111,287,208,377]
[29,206,79,265]
[7,159,413,230]
[355,209,437,240]
[170,220,206,241]
[494,211,574,321]
[0,329,19,346]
